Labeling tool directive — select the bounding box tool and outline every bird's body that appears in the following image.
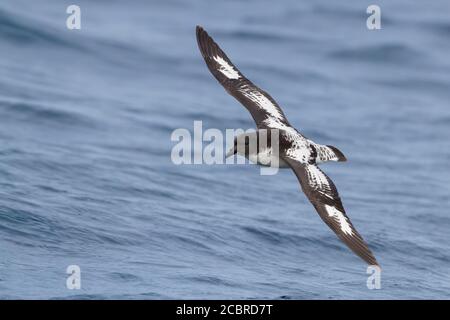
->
[196,26,379,266]
[248,145,290,168]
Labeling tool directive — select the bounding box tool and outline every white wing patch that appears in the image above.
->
[306,165,332,196]
[239,89,284,120]
[325,205,353,235]
[213,56,240,79]
[262,117,297,134]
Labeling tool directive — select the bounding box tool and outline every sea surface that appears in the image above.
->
[0,0,449,299]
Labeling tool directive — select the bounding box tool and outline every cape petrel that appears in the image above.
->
[196,26,379,266]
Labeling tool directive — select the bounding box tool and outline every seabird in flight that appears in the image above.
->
[196,26,379,266]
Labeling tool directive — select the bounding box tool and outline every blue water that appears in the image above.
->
[1,0,450,299]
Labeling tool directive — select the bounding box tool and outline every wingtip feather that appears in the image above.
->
[196,25,204,34]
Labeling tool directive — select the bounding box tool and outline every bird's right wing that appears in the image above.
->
[284,157,379,266]
[196,26,291,129]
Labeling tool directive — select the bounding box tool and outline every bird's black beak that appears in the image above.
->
[225,147,236,158]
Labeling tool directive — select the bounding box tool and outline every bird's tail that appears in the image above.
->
[311,142,347,163]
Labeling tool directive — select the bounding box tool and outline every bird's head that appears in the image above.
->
[225,132,259,158]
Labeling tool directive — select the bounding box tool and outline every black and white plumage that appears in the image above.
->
[196,26,379,266]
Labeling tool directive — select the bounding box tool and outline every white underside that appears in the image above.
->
[246,148,290,168]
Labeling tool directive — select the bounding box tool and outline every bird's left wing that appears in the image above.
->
[196,26,291,129]
[283,157,379,266]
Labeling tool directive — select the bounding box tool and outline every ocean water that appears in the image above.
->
[0,0,449,299]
